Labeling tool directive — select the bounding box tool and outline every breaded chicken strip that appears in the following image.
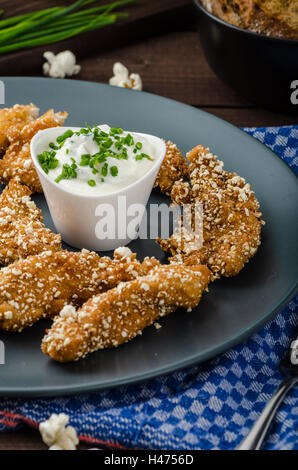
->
[42,264,211,362]
[0,248,159,332]
[158,145,263,277]
[0,104,39,155]
[0,109,68,192]
[154,141,189,195]
[0,178,61,266]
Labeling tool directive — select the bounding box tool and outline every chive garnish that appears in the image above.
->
[135,153,154,161]
[56,129,73,145]
[38,150,59,174]
[49,142,58,150]
[79,154,91,166]
[55,163,77,183]
[124,133,134,146]
[80,126,91,135]
[110,166,118,177]
[41,124,154,189]
[101,162,108,177]
[110,127,123,135]
[115,141,123,150]
[70,158,77,169]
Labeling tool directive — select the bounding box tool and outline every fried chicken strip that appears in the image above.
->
[0,178,61,266]
[158,145,263,277]
[0,248,159,332]
[154,141,189,195]
[0,104,39,155]
[42,264,211,362]
[0,109,68,192]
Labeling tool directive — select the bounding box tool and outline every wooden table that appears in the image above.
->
[0,0,296,451]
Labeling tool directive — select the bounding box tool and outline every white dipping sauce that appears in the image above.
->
[38,124,157,195]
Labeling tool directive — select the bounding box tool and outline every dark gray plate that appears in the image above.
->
[0,77,297,397]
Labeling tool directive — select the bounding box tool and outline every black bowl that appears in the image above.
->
[193,0,298,114]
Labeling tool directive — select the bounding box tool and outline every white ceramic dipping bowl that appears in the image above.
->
[31,127,166,251]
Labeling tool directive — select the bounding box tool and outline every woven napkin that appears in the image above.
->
[0,126,297,450]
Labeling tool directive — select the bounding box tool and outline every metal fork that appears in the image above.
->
[237,337,298,450]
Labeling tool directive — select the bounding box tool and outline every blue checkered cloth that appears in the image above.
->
[0,126,297,450]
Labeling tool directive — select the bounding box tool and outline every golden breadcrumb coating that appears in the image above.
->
[0,248,160,332]
[154,141,189,195]
[158,145,263,277]
[0,178,61,266]
[0,104,39,155]
[171,180,193,205]
[0,109,68,193]
[42,264,211,362]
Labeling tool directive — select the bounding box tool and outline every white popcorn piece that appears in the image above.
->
[109,62,143,91]
[114,246,133,259]
[39,413,79,450]
[43,51,81,79]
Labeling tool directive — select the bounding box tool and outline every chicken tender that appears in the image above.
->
[0,109,68,192]
[0,248,160,332]
[0,104,39,155]
[0,178,61,266]
[158,145,263,277]
[171,179,193,205]
[42,264,211,362]
[154,141,189,195]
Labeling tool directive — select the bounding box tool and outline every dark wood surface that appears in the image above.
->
[0,0,192,75]
[0,0,296,451]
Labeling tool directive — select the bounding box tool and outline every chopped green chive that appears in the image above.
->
[70,158,77,169]
[110,127,123,135]
[79,127,90,135]
[136,153,154,161]
[99,130,108,137]
[79,153,91,166]
[124,133,134,146]
[37,150,59,174]
[102,138,113,149]
[55,163,77,183]
[88,179,96,187]
[49,142,58,150]
[56,129,74,145]
[115,141,123,150]
[110,166,118,177]
[101,162,108,177]
[48,160,59,170]
[135,142,142,150]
